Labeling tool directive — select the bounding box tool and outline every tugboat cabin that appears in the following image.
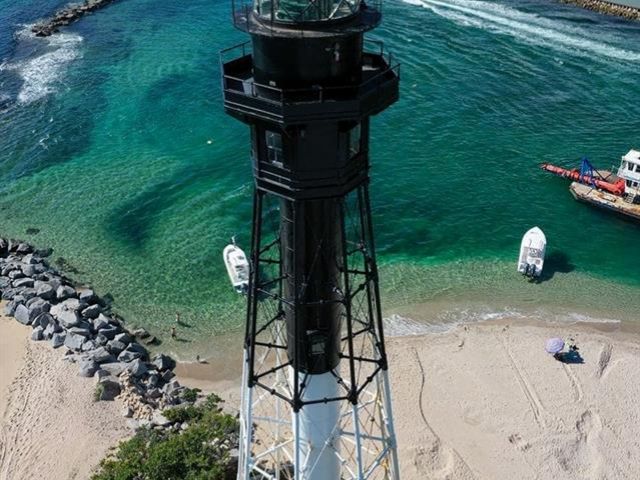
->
[618,149,640,203]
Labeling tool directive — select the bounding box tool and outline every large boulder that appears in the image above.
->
[96,378,121,401]
[56,285,76,301]
[12,277,34,289]
[43,322,60,340]
[50,298,81,317]
[151,354,175,372]
[34,282,56,301]
[85,347,116,364]
[117,350,142,363]
[27,299,50,322]
[107,339,126,356]
[64,332,85,351]
[33,312,55,329]
[3,300,17,316]
[100,362,127,377]
[78,288,97,305]
[16,243,33,254]
[113,332,131,345]
[99,324,121,340]
[126,359,148,378]
[81,304,101,319]
[67,326,92,337]
[78,359,97,377]
[126,342,148,357]
[82,339,97,352]
[31,326,44,341]
[0,277,10,289]
[14,304,31,325]
[51,332,66,348]
[57,309,81,329]
[93,314,111,331]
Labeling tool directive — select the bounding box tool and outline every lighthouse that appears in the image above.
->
[220,0,400,478]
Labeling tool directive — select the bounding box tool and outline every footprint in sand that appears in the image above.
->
[508,433,531,452]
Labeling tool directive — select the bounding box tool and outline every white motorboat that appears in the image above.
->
[223,239,249,294]
[517,227,546,278]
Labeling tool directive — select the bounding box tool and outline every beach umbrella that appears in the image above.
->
[545,337,564,354]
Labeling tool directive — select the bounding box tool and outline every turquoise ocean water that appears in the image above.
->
[1,0,639,359]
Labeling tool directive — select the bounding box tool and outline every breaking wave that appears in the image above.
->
[402,0,640,63]
[0,26,83,105]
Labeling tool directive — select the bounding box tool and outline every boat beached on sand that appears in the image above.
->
[223,238,249,294]
[518,227,546,278]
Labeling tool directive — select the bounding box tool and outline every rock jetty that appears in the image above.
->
[0,236,194,430]
[560,0,640,21]
[31,0,118,37]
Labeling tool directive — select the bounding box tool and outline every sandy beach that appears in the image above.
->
[0,301,130,480]
[180,319,640,480]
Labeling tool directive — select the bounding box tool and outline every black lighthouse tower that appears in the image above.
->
[221,1,399,478]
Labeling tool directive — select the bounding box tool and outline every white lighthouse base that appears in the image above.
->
[236,318,399,480]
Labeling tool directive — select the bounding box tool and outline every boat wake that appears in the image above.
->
[0,26,83,105]
[402,0,640,63]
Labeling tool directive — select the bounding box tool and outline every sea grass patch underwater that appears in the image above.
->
[1,0,640,358]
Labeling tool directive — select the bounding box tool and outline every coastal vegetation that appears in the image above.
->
[92,394,239,480]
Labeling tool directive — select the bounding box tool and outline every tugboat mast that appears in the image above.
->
[220,0,400,478]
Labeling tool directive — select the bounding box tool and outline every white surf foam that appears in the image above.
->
[384,307,622,337]
[0,26,83,104]
[402,0,640,63]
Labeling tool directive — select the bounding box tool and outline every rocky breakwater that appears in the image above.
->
[0,237,194,431]
[31,0,118,37]
[560,0,640,20]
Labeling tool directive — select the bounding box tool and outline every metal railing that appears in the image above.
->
[231,0,383,28]
[220,40,399,106]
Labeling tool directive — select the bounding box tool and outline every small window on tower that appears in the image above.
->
[266,131,283,168]
[349,123,361,157]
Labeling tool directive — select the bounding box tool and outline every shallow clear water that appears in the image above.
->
[1,0,639,358]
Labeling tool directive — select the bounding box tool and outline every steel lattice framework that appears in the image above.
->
[238,185,399,479]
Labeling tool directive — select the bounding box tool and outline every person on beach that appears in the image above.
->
[171,326,177,340]
[175,312,181,325]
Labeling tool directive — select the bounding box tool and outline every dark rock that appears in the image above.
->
[35,247,53,258]
[78,288,97,304]
[107,340,126,356]
[151,354,175,372]
[16,243,33,254]
[22,254,39,265]
[43,322,59,340]
[78,359,97,377]
[85,347,116,364]
[142,335,159,346]
[8,270,25,280]
[35,282,56,301]
[3,300,17,316]
[64,333,85,351]
[21,264,36,277]
[96,378,121,401]
[118,350,142,363]
[93,314,111,331]
[101,362,127,377]
[113,332,131,345]
[57,309,81,329]
[56,285,76,301]
[27,298,50,320]
[33,312,55,329]
[31,326,44,341]
[95,333,108,346]
[68,326,92,337]
[82,339,97,352]
[126,342,147,356]
[51,332,66,348]
[161,369,175,383]
[126,359,148,378]
[12,277,34,289]
[2,288,17,300]
[147,372,160,388]
[81,304,101,319]
[14,304,31,325]
[0,277,11,289]
[99,324,120,340]
[131,328,150,340]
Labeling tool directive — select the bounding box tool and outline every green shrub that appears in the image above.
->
[182,387,201,403]
[92,394,238,480]
[94,383,105,402]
